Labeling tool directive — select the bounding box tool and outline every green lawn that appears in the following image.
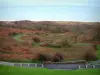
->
[0,65,100,75]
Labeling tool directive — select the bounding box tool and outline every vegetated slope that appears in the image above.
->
[0,21,100,62]
[0,36,34,61]
[0,27,97,62]
[0,65,100,75]
[0,21,100,33]
[0,27,35,62]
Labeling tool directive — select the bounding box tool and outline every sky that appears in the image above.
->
[0,0,100,22]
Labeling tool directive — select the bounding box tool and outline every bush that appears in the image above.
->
[36,53,51,62]
[32,36,41,43]
[9,32,18,36]
[85,52,98,61]
[59,39,73,48]
[52,53,63,62]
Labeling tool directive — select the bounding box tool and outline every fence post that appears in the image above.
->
[28,64,30,67]
[41,64,44,68]
[78,65,81,69]
[20,63,22,67]
[35,64,37,67]
[85,64,88,68]
[12,63,14,66]
[93,65,95,68]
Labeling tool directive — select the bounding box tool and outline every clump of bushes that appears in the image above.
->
[36,53,51,62]
[35,53,63,62]
[59,38,73,48]
[9,32,19,36]
[32,36,41,43]
[52,53,64,62]
[85,51,98,61]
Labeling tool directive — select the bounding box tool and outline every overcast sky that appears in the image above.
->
[0,0,100,22]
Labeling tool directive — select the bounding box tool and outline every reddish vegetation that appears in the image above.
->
[0,27,42,36]
[20,36,32,40]
[0,24,99,62]
[0,27,35,61]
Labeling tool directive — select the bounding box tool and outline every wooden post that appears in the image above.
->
[93,65,95,68]
[41,64,44,68]
[28,64,30,67]
[35,64,37,67]
[85,64,88,68]
[20,63,22,67]
[78,65,81,69]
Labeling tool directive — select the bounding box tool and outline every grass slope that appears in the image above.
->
[0,65,100,75]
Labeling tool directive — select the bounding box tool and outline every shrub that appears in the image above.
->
[36,53,51,62]
[52,56,60,62]
[32,36,41,43]
[52,53,63,62]
[9,32,18,36]
[59,39,73,48]
[85,51,98,61]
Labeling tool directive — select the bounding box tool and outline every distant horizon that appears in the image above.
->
[0,20,100,22]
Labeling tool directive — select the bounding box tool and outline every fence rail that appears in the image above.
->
[0,61,100,70]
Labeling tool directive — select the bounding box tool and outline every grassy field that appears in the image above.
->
[0,65,100,75]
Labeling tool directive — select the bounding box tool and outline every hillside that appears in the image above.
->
[0,21,100,62]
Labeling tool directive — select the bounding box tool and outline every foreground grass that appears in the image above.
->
[0,65,100,75]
